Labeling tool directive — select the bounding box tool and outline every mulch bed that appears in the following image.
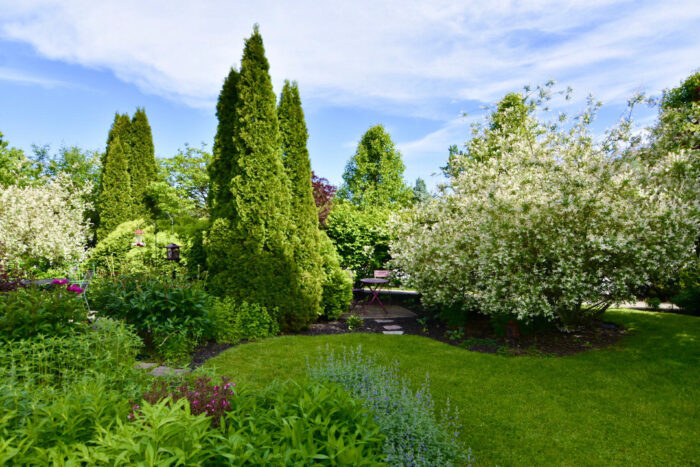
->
[303,313,627,357]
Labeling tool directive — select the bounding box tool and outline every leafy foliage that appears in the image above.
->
[0,131,42,187]
[206,27,319,331]
[325,200,393,278]
[87,272,211,361]
[338,124,413,207]
[392,85,698,329]
[0,176,92,270]
[312,171,337,226]
[127,108,158,218]
[96,137,132,240]
[158,144,211,216]
[319,230,353,319]
[0,283,87,341]
[309,346,471,466]
[209,297,279,344]
[89,219,184,273]
[412,177,430,203]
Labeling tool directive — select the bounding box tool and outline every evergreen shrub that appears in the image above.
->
[209,297,279,344]
[319,231,353,319]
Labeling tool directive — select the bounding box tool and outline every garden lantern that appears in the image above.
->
[132,229,145,247]
[165,243,181,262]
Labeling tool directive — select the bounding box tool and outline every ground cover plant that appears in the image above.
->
[206,308,700,466]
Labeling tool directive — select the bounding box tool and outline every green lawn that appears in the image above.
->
[205,309,700,466]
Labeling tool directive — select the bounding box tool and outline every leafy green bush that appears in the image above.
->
[1,379,386,465]
[87,273,211,362]
[0,283,87,341]
[0,318,143,387]
[319,230,353,320]
[325,200,393,279]
[672,259,700,315]
[89,219,184,273]
[309,346,472,467]
[0,319,146,464]
[209,297,279,344]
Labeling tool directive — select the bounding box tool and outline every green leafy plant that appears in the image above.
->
[0,282,87,341]
[346,314,363,330]
[445,327,465,342]
[309,346,472,466]
[209,297,279,345]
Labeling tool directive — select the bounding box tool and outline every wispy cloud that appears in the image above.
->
[1,0,697,113]
[0,66,71,88]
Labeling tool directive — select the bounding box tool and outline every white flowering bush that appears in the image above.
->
[391,88,698,329]
[0,176,92,269]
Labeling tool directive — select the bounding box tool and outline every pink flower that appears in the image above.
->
[66,284,84,294]
[52,279,69,285]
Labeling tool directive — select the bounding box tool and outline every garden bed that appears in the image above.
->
[304,314,626,357]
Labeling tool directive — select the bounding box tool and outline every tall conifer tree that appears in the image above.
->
[128,108,157,216]
[207,26,320,330]
[278,80,339,318]
[208,68,240,219]
[96,137,132,240]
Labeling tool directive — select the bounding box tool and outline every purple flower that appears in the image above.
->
[66,284,84,294]
[52,279,69,285]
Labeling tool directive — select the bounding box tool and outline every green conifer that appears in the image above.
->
[278,80,346,319]
[96,137,132,240]
[208,68,240,219]
[128,108,157,217]
[207,26,320,330]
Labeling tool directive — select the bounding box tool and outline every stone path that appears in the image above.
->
[376,319,404,335]
[135,361,190,377]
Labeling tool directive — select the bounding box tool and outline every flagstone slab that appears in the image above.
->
[382,330,404,335]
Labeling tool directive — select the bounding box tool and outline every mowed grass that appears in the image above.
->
[205,309,700,466]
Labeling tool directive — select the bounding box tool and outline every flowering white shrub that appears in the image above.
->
[391,89,698,329]
[0,176,92,268]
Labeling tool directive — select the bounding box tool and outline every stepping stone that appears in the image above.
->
[135,362,157,370]
[375,319,394,323]
[383,325,402,331]
[383,330,404,335]
[149,366,190,377]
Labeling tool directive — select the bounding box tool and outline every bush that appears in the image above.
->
[87,272,211,361]
[89,219,185,274]
[0,282,87,341]
[309,346,471,467]
[319,231,353,320]
[0,176,92,271]
[209,297,279,344]
[671,259,700,315]
[2,379,386,465]
[0,318,142,387]
[391,88,698,330]
[325,200,393,279]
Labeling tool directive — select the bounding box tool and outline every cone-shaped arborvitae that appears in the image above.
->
[278,81,350,319]
[207,26,321,330]
[128,108,158,217]
[208,67,240,219]
[96,137,132,240]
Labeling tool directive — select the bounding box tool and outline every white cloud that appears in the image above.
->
[1,0,697,114]
[0,66,71,88]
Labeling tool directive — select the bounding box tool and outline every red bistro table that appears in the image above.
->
[359,278,389,314]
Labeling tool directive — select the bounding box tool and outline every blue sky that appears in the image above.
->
[0,1,698,189]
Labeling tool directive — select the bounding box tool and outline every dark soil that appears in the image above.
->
[190,342,234,368]
[303,314,626,357]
